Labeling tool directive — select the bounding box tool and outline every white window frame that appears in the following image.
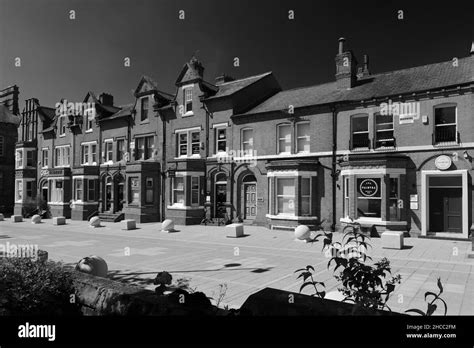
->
[58,116,66,137]
[172,176,185,206]
[135,135,155,160]
[81,142,97,165]
[241,128,254,153]
[42,148,49,168]
[343,176,350,218]
[434,103,457,145]
[74,178,84,202]
[176,129,200,158]
[277,124,292,154]
[351,114,370,150]
[55,145,71,167]
[84,107,95,133]
[104,140,114,163]
[296,122,310,153]
[215,126,227,154]
[140,97,149,122]
[15,179,23,202]
[183,86,193,116]
[374,113,395,148]
[276,177,296,216]
[15,149,23,169]
[300,176,311,216]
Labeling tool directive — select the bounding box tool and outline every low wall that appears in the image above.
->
[72,271,216,316]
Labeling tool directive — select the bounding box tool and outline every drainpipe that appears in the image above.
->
[161,110,166,222]
[331,104,338,232]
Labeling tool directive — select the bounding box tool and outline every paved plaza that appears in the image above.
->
[1,219,473,315]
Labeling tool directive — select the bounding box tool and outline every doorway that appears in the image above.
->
[215,173,227,218]
[242,174,257,220]
[116,176,125,212]
[428,175,462,233]
[105,176,112,212]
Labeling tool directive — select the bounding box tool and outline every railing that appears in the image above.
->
[349,137,371,151]
[433,127,459,146]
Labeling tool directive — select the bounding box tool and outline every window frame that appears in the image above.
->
[434,104,457,145]
[15,149,23,169]
[276,177,296,216]
[296,121,311,153]
[191,176,200,206]
[176,129,200,157]
[241,128,254,153]
[172,176,185,206]
[140,97,149,122]
[58,116,66,137]
[42,148,49,168]
[215,127,227,154]
[350,114,370,150]
[104,140,114,163]
[183,87,193,115]
[374,113,395,148]
[277,123,292,155]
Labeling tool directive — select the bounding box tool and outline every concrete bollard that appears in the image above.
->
[161,219,175,233]
[226,223,244,238]
[31,215,41,224]
[89,216,101,228]
[53,216,66,225]
[11,215,23,223]
[382,231,404,249]
[121,219,136,230]
[0,213,4,221]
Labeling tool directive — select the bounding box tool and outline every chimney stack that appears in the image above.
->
[99,93,114,106]
[215,74,235,85]
[335,37,358,89]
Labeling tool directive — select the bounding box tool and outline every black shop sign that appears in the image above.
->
[359,179,379,197]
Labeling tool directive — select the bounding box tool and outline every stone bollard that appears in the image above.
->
[121,219,136,230]
[381,231,404,249]
[0,213,4,221]
[226,223,244,238]
[75,255,108,278]
[161,219,175,233]
[89,216,101,228]
[31,214,41,224]
[11,215,23,223]
[294,225,311,242]
[53,216,66,225]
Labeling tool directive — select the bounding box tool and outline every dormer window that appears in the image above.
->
[58,116,66,136]
[183,87,193,115]
[85,107,95,132]
[141,97,149,122]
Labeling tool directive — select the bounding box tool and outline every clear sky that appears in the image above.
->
[1,0,473,109]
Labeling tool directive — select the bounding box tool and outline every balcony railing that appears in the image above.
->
[433,126,459,146]
[349,137,371,151]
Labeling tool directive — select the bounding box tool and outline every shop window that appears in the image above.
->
[276,178,295,215]
[241,128,254,153]
[356,178,381,218]
[434,105,457,144]
[145,177,153,204]
[301,177,311,215]
[296,122,310,153]
[351,115,370,150]
[172,176,185,205]
[191,177,199,206]
[389,177,400,220]
[50,179,64,203]
[129,177,140,204]
[375,114,395,148]
[277,124,291,154]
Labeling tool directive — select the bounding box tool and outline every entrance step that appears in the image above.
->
[98,212,124,223]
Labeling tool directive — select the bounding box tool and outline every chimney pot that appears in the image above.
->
[338,37,346,54]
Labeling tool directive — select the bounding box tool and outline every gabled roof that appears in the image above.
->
[175,56,205,86]
[134,76,174,103]
[237,56,474,116]
[37,106,56,120]
[204,72,273,100]
[0,104,20,125]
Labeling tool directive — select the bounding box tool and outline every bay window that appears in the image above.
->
[191,176,199,206]
[300,177,311,215]
[50,179,64,203]
[356,178,381,218]
[15,149,23,168]
[129,177,140,204]
[172,176,185,205]
[16,180,23,201]
[87,179,96,201]
[74,179,84,201]
[276,178,295,215]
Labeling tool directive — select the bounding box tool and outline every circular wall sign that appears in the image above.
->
[435,155,452,171]
[359,179,379,197]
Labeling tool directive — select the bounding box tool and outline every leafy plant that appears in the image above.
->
[0,257,80,315]
[405,278,447,316]
[210,283,228,308]
[295,219,401,311]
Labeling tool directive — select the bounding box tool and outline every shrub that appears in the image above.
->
[296,220,401,312]
[0,257,81,315]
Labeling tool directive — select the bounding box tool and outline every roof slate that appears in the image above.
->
[238,56,474,116]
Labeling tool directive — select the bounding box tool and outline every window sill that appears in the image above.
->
[85,129,93,133]
[140,120,150,124]
[59,134,66,138]
[350,147,370,152]
[167,205,204,210]
[182,112,194,118]
[434,142,459,147]
[340,217,407,226]
[266,214,318,221]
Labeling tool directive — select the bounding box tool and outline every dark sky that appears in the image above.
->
[1,0,473,109]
